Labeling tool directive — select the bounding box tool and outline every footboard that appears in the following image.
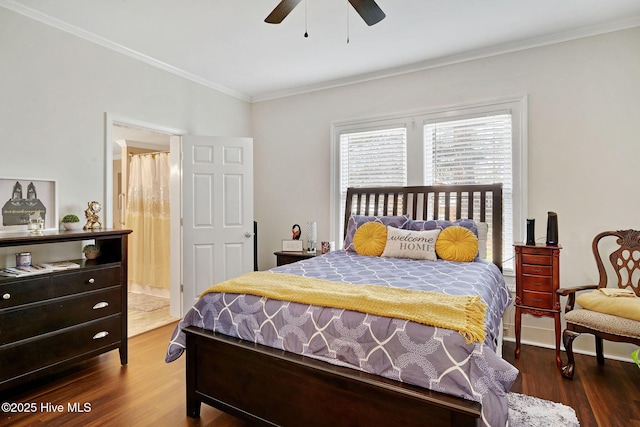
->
[184,326,481,427]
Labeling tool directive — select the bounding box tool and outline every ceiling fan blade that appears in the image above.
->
[265,0,303,24]
[348,0,386,26]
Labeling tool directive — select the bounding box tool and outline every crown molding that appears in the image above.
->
[0,0,251,102]
[2,0,639,104]
[251,16,640,102]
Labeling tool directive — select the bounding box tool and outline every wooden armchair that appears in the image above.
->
[557,230,640,379]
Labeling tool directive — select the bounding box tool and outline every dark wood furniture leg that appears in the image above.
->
[595,336,604,365]
[186,331,202,418]
[514,306,521,359]
[562,329,579,379]
[554,311,562,368]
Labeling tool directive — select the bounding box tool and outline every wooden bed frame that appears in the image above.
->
[184,183,503,427]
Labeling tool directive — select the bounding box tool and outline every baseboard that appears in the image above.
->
[502,328,636,363]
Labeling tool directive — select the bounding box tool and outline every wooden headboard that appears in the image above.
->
[344,184,503,270]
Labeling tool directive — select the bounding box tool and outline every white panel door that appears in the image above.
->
[182,135,253,315]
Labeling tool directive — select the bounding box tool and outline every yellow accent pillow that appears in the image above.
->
[576,290,640,322]
[435,226,479,262]
[353,222,388,256]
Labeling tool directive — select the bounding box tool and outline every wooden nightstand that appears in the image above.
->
[274,251,318,266]
[514,243,562,368]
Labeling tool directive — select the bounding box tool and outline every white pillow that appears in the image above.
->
[381,226,441,260]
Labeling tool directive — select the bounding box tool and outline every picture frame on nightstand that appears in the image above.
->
[282,239,304,252]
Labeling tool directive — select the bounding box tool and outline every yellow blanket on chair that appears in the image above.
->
[202,271,487,344]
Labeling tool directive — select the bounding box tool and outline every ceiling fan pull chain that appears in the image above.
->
[304,0,309,37]
[346,1,350,44]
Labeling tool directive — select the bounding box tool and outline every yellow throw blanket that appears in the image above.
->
[202,271,487,344]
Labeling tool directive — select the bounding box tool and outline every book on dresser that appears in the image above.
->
[0,228,132,396]
[0,262,80,277]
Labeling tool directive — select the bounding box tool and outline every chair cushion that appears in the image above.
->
[576,290,640,321]
[565,308,640,339]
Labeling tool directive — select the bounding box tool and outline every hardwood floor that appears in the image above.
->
[128,305,178,338]
[2,324,638,426]
[503,341,640,427]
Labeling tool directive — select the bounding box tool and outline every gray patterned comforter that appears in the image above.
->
[166,250,518,427]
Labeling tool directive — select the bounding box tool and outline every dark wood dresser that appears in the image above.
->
[0,229,131,395]
[514,243,562,367]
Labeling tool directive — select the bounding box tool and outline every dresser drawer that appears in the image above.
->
[0,315,122,383]
[521,264,552,276]
[0,277,51,308]
[0,288,121,345]
[51,266,121,297]
[521,290,553,309]
[521,274,553,292]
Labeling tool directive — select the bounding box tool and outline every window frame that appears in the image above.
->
[330,95,527,277]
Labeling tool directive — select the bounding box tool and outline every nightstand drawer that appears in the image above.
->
[521,264,552,276]
[521,253,551,265]
[521,274,552,291]
[521,290,553,309]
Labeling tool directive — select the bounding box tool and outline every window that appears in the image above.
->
[424,114,514,269]
[331,96,526,274]
[338,127,407,224]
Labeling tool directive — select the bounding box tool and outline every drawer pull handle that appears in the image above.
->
[92,331,109,340]
[88,278,95,284]
[2,293,10,300]
[533,298,543,303]
[93,302,109,310]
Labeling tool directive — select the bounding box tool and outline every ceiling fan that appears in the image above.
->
[265,0,386,26]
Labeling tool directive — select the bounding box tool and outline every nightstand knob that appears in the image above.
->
[88,278,95,284]
[2,293,10,300]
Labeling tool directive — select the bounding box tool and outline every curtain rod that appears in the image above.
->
[128,151,169,156]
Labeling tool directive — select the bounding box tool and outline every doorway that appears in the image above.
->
[105,116,185,337]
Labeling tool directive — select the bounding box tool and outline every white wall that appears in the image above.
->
[2,5,638,361]
[0,8,251,262]
[251,27,640,360]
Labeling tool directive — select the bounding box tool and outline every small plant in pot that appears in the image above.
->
[82,244,100,260]
[61,214,82,231]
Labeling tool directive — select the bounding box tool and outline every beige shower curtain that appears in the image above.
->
[126,152,170,290]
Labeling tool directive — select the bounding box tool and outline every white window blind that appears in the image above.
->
[339,127,407,195]
[338,127,407,237]
[424,113,513,270]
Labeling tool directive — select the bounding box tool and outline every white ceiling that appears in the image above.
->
[4,0,640,102]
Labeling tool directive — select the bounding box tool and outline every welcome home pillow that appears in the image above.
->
[381,226,440,260]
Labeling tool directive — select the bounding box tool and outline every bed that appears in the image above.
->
[166,184,518,427]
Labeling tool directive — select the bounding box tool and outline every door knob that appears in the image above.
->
[245,232,253,238]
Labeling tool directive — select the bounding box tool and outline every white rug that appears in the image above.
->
[128,292,170,312]
[508,392,580,427]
